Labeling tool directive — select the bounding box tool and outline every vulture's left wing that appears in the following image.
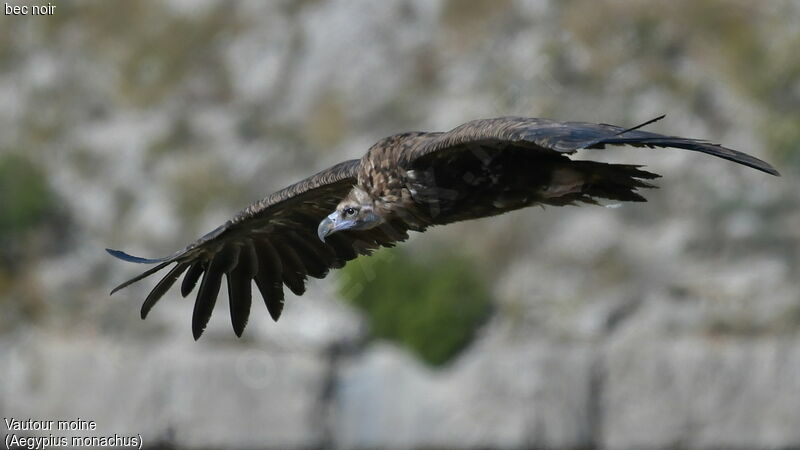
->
[406,116,779,176]
[108,159,400,339]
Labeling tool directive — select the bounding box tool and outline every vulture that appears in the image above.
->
[107,115,779,339]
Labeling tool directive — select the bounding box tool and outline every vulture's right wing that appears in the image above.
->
[107,159,404,339]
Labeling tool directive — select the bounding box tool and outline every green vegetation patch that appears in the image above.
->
[0,154,54,238]
[339,248,492,367]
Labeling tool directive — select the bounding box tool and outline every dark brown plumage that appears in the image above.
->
[108,116,778,339]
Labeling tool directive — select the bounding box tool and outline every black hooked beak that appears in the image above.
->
[318,209,381,241]
[317,212,341,242]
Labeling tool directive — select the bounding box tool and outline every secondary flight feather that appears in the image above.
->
[107,116,779,339]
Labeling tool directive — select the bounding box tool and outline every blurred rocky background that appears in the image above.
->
[1,0,799,448]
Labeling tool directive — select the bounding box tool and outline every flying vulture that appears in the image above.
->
[107,115,779,339]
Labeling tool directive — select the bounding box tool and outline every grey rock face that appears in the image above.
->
[602,336,800,449]
[332,340,595,449]
[1,332,329,449]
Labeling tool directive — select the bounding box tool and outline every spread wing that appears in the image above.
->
[406,115,779,176]
[107,159,407,340]
[395,116,778,227]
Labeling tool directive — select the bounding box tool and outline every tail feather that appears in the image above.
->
[542,161,659,207]
[583,162,658,204]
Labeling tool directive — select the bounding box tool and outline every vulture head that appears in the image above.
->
[318,186,384,241]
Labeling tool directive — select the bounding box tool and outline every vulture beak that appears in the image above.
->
[318,212,346,242]
[318,209,382,241]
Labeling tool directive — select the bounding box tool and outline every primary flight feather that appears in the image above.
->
[107,116,779,339]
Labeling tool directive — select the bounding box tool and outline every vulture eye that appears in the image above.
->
[344,207,357,216]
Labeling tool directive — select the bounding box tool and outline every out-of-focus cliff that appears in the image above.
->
[1,1,798,448]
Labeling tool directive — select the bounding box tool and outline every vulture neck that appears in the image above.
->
[357,136,425,230]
